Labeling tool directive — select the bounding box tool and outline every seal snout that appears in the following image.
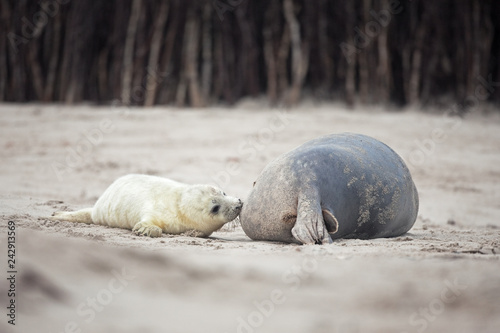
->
[225,199,243,222]
[235,198,243,211]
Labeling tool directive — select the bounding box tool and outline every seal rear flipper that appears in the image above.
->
[322,208,339,235]
[291,193,333,245]
[49,208,94,224]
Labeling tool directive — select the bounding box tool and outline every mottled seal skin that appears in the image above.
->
[240,133,419,245]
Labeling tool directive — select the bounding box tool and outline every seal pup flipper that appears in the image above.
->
[291,191,333,245]
[49,208,93,224]
[132,220,163,237]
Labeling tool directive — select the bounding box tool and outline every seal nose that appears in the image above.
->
[236,199,243,210]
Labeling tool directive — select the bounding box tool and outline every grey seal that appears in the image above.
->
[240,133,419,245]
[50,174,243,237]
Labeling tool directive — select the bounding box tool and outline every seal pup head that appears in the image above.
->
[179,184,243,235]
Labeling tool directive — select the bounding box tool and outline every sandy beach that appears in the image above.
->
[1,102,499,333]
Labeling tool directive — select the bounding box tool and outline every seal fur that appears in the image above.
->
[50,174,243,237]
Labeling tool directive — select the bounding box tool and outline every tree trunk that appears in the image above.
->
[318,0,333,95]
[283,0,307,106]
[201,2,213,103]
[377,0,391,104]
[263,25,278,104]
[184,11,203,107]
[43,13,61,101]
[28,43,44,100]
[408,21,425,105]
[344,0,356,107]
[0,0,11,100]
[157,2,182,104]
[277,23,290,100]
[121,0,141,105]
[145,2,169,107]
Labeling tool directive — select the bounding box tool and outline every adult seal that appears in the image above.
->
[240,133,419,245]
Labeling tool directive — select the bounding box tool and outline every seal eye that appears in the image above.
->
[211,205,220,214]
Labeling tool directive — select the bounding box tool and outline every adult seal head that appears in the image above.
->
[240,133,419,245]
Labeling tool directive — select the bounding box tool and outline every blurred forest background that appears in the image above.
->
[1,0,499,108]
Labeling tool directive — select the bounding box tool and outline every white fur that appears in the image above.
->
[50,174,242,237]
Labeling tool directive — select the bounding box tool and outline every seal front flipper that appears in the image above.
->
[132,220,163,237]
[291,191,336,245]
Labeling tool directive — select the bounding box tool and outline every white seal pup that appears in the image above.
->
[50,174,243,237]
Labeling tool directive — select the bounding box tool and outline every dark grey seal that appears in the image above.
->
[240,133,419,245]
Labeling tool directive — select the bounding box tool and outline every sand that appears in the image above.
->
[0,102,499,333]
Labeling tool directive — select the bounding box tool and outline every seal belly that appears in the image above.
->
[92,177,148,229]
